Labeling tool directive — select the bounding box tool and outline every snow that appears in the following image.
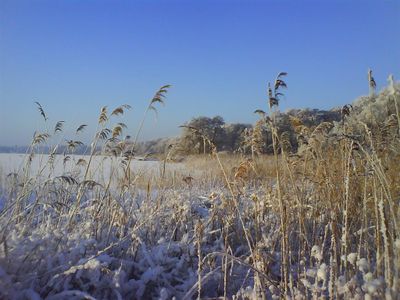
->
[0,153,184,185]
[347,253,358,266]
[363,278,382,295]
[357,258,369,273]
[317,263,328,282]
[0,150,398,299]
[311,245,323,261]
[395,239,400,250]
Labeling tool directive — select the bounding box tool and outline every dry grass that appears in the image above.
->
[0,77,399,299]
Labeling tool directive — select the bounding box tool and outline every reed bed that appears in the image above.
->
[0,77,399,299]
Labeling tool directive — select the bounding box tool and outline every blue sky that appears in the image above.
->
[0,0,399,146]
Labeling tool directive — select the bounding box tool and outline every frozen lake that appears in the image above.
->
[0,153,184,184]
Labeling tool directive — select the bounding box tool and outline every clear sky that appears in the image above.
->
[0,0,399,146]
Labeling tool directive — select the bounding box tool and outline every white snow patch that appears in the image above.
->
[356,258,369,273]
[317,263,328,282]
[347,253,358,265]
[311,245,322,261]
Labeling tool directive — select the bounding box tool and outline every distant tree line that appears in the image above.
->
[134,108,343,157]
[3,80,397,157]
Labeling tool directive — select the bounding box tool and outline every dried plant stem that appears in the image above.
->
[223,224,229,299]
[271,122,288,296]
[196,220,203,300]
[378,197,392,290]
[373,178,383,278]
[341,140,353,280]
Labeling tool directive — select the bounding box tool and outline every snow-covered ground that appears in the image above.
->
[0,152,397,299]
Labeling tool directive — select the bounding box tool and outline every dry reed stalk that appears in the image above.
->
[268,73,289,296]
[223,223,229,299]
[329,218,338,299]
[378,197,392,290]
[124,85,170,182]
[341,139,353,281]
[195,220,204,300]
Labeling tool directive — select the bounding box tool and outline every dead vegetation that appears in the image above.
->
[0,73,399,299]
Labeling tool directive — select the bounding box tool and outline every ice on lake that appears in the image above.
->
[0,153,184,186]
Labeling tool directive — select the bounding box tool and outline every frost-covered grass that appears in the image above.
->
[1,83,400,299]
